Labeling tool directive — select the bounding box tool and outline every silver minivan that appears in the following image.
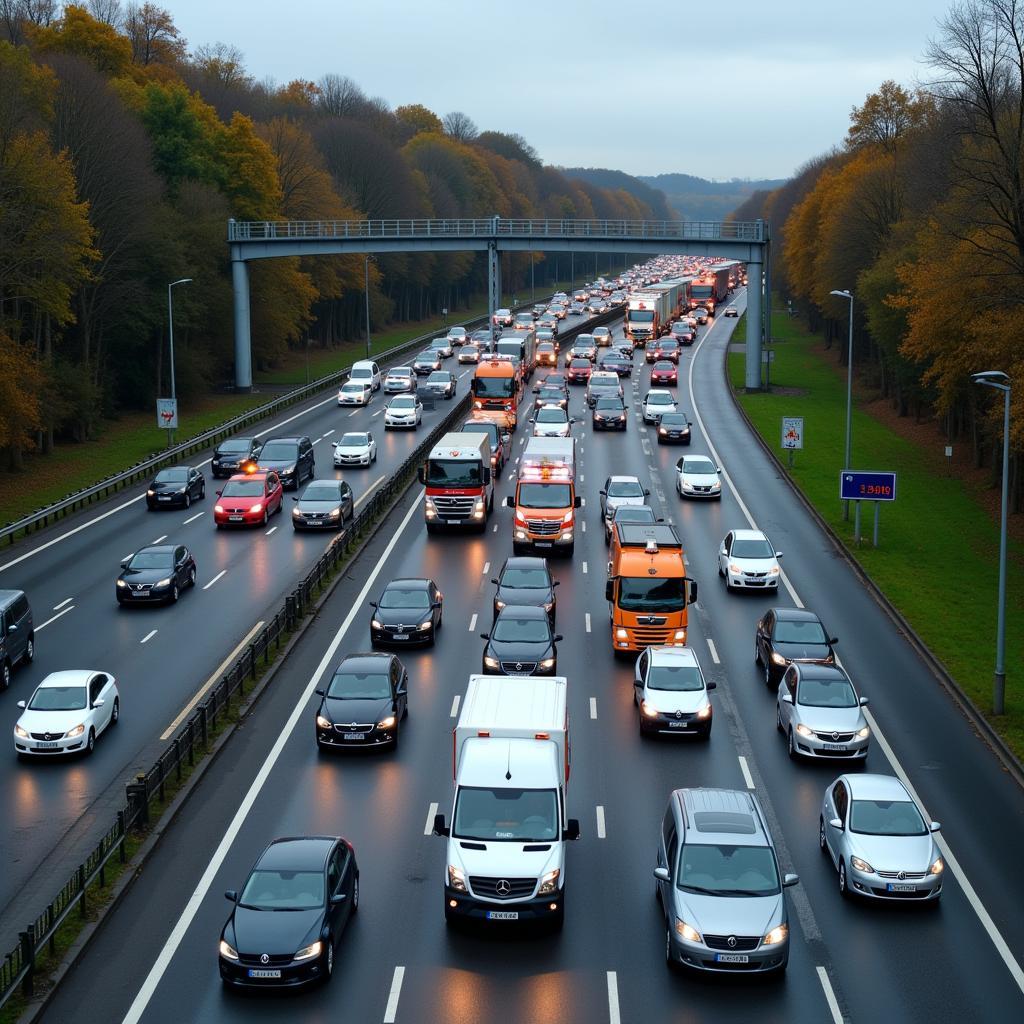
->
[655,788,798,974]
[0,590,34,690]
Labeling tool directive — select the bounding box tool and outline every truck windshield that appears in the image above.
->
[618,576,685,611]
[472,376,514,398]
[691,285,712,298]
[427,459,482,488]
[629,310,655,323]
[496,343,522,358]
[518,483,572,508]
[453,786,559,842]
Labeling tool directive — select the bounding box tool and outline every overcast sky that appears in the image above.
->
[163,0,953,182]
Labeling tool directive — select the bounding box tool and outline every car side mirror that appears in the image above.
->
[432,601,442,609]
[503,496,514,508]
[828,637,839,646]
[859,696,869,706]
[829,818,843,831]
[315,688,326,697]
[224,889,238,902]
[291,496,299,502]
[573,496,582,508]
[929,821,941,833]
[653,866,670,883]
[775,551,784,558]
[396,685,407,696]
[643,488,650,496]
[599,489,606,496]
[706,681,717,690]
[501,433,511,443]
[553,634,563,643]
[16,700,26,710]
[417,467,425,484]
[604,580,614,601]
[781,693,793,704]
[564,818,581,841]
[490,578,499,585]
[119,557,130,569]
[480,633,490,640]
[686,579,698,604]
[783,873,800,888]
[368,601,377,609]
[330,893,347,905]
[215,490,222,498]
[432,813,449,837]
[716,467,722,474]
[552,580,560,587]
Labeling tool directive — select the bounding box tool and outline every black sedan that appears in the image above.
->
[116,544,196,605]
[592,396,628,431]
[291,480,354,531]
[369,577,443,647]
[481,605,561,676]
[656,412,693,445]
[211,437,260,479]
[145,466,205,509]
[315,653,408,751]
[754,607,838,687]
[219,836,358,989]
[600,353,632,377]
[491,557,558,622]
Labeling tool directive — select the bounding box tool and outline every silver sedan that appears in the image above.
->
[777,663,869,761]
[820,774,944,902]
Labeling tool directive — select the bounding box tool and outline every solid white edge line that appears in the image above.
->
[52,597,73,611]
[738,755,755,790]
[424,802,439,837]
[590,697,597,720]
[182,511,204,525]
[450,695,460,718]
[816,965,844,1024]
[468,613,478,632]
[201,569,227,591]
[706,637,720,664]
[160,621,266,740]
[120,495,424,1024]
[140,630,157,645]
[690,299,1024,995]
[607,970,621,1024]
[383,965,405,1024]
[34,605,74,631]
[596,805,606,839]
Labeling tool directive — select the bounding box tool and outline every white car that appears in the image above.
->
[349,359,381,391]
[446,326,468,346]
[14,670,119,758]
[458,344,480,364]
[633,646,715,739]
[718,528,782,591]
[642,389,677,423]
[532,405,573,438]
[777,663,869,761]
[332,430,377,467]
[337,380,372,406]
[675,455,722,499]
[600,475,649,539]
[724,306,739,318]
[429,337,453,359]
[384,395,423,429]
[384,367,416,393]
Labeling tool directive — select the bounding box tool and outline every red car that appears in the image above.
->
[650,360,678,386]
[567,358,593,384]
[214,471,284,528]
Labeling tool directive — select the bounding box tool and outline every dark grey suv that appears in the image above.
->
[0,590,34,690]
[256,436,315,489]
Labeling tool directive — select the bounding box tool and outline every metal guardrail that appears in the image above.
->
[0,391,472,1009]
[229,217,767,243]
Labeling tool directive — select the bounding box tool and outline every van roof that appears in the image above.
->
[458,737,558,788]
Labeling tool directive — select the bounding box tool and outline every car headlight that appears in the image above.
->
[856,726,870,739]
[329,508,341,517]
[377,715,396,729]
[675,919,702,944]
[762,924,788,946]
[419,619,433,630]
[483,655,501,669]
[697,703,712,719]
[371,619,383,629]
[250,503,263,514]
[850,856,874,873]
[681,480,694,490]
[292,507,301,517]
[539,657,555,670]
[641,700,660,718]
[66,723,85,738]
[710,481,721,490]
[219,939,239,961]
[673,629,686,641]
[448,865,467,892]
[930,857,944,875]
[495,599,506,610]
[795,723,813,737]
[659,427,667,434]
[769,565,780,575]
[537,868,560,895]
[728,564,742,575]
[146,489,155,496]
[316,714,332,729]
[770,652,787,665]
[14,724,29,739]
[615,628,628,640]
[155,577,172,588]
[293,940,322,962]
[117,579,128,588]
[214,504,224,514]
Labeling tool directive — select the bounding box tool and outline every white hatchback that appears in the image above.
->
[532,405,573,437]
[642,389,677,423]
[332,431,377,467]
[634,646,715,739]
[14,670,119,758]
[675,455,722,499]
[718,528,782,591]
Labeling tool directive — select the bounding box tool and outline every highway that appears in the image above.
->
[29,301,1024,1023]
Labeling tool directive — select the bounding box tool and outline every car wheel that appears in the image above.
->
[171,583,179,603]
[111,698,119,726]
[189,568,197,588]
[352,874,359,913]
[754,640,762,665]
[372,450,377,463]
[262,508,269,526]
[391,724,400,750]
[1,660,10,691]
[25,636,34,663]
[665,928,677,971]
[86,727,96,755]
[838,859,849,898]
[787,728,797,760]
[323,940,334,983]
[200,483,206,499]
[819,817,828,854]
[718,560,724,578]
[765,660,773,688]
[184,492,191,509]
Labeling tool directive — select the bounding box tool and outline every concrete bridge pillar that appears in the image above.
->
[231,253,253,392]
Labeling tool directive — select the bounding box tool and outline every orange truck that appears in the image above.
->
[604,523,698,654]
[504,437,580,556]
[471,358,521,430]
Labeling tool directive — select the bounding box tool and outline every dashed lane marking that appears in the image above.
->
[140,630,157,645]
[738,756,755,790]
[424,803,438,837]
[450,695,460,718]
[35,606,74,631]
[469,613,478,632]
[182,511,204,525]
[53,598,73,611]
[384,965,405,1024]
[590,697,597,719]
[202,570,226,590]
[596,805,607,838]
[706,638,721,664]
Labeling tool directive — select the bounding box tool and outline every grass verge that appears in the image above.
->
[727,313,1024,758]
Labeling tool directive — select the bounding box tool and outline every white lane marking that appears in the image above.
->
[121,497,425,1022]
[581,520,586,533]
[450,695,461,718]
[160,621,266,740]
[424,802,439,837]
[265,526,277,536]
[590,697,597,719]
[607,971,621,1024]
[469,613,478,632]
[323,428,334,436]
[372,409,382,417]
[348,409,359,417]
[383,965,405,1024]
[314,435,323,443]
[689,303,1024,995]
[492,523,498,533]
[580,497,585,507]
[140,630,157,645]
[519,437,525,446]
[585,613,591,633]
[816,966,844,1024]
[152,535,167,545]
[482,561,490,575]
[201,569,226,591]
[579,473,584,483]
[35,606,74,631]
[738,756,755,790]
[706,638,721,664]
[596,805,607,839]
[582,561,588,574]
[182,511,204,525]
[53,597,73,611]
[355,475,386,506]
[507,472,515,481]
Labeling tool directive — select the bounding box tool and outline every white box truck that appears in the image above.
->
[432,675,579,929]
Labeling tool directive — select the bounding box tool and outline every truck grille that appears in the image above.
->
[525,519,560,535]
[630,626,674,645]
[433,496,476,516]
[469,876,537,900]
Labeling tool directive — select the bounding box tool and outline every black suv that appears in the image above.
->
[0,590,34,690]
[256,436,315,489]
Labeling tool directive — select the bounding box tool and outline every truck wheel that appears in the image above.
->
[563,544,574,557]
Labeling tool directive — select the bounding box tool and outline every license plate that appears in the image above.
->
[887,883,916,892]
[486,911,519,921]
[35,741,59,749]
[535,541,553,549]
[506,671,530,677]
[715,954,749,963]
[667,721,688,729]
[823,743,848,752]
[247,969,281,979]
[158,496,171,501]
[229,515,243,522]
[446,519,462,525]
[392,633,408,640]
[343,733,363,741]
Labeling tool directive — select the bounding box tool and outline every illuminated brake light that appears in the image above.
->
[477,731,490,737]
[534,732,550,740]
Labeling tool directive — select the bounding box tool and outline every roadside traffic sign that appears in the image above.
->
[781,417,803,450]
[156,398,178,431]
[840,470,896,502]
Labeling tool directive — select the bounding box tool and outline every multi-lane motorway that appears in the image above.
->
[18,301,1024,1023]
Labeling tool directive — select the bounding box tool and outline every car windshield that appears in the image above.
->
[426,459,482,488]
[472,376,515,398]
[596,399,625,412]
[379,587,429,609]
[342,383,365,392]
[128,550,173,569]
[500,566,550,589]
[302,483,342,501]
[576,336,594,345]
[218,439,252,453]
[798,677,857,708]
[389,369,412,379]
[662,341,679,350]
[462,346,478,355]
[155,469,188,482]
[774,619,827,644]
[608,480,643,497]
[850,799,927,837]
[536,408,566,423]
[453,786,559,842]
[677,843,781,896]
[427,372,450,383]
[415,353,437,364]
[239,870,325,911]
[518,483,571,508]
[618,576,685,611]
[221,481,264,497]
[732,538,775,558]
[340,433,369,446]
[492,616,551,642]
[29,685,88,711]
[649,664,704,691]
[258,442,297,461]
[538,389,564,402]
[350,367,372,378]
[570,359,590,369]
[328,670,391,700]
[682,458,715,475]
[591,377,617,388]
[648,394,673,405]
[660,414,687,426]
[391,397,416,409]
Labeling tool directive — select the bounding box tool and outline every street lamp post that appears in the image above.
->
[831,289,854,520]
[972,370,1012,715]
[167,277,192,445]
[364,255,374,359]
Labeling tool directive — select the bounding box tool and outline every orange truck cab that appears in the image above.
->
[605,523,698,653]
[504,437,580,556]
[472,359,520,430]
